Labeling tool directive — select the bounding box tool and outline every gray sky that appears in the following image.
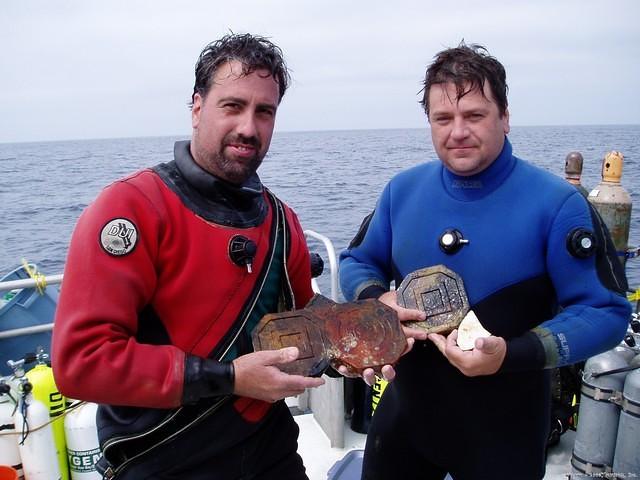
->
[1,0,638,143]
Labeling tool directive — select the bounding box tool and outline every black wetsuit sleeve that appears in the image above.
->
[182,355,235,404]
[357,285,388,300]
[499,332,547,373]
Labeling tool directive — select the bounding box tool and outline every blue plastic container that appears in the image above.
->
[327,450,454,479]
[327,450,364,480]
[0,265,58,376]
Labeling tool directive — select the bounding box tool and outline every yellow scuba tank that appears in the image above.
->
[26,348,69,480]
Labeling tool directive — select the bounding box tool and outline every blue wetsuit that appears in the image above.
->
[339,138,630,479]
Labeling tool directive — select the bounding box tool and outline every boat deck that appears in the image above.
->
[294,412,577,480]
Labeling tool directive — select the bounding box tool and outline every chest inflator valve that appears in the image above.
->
[566,228,597,259]
[439,229,469,254]
[229,235,257,273]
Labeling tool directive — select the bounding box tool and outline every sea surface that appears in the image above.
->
[1,126,639,295]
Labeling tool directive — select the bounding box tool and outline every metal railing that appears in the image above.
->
[304,229,339,302]
[0,274,62,339]
[0,274,63,293]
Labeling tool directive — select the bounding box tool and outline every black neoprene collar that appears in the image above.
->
[153,141,268,228]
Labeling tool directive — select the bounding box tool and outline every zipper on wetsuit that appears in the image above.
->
[102,397,229,478]
[279,199,296,309]
[218,193,282,360]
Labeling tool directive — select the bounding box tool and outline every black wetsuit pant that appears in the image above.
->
[362,342,549,480]
[113,401,307,480]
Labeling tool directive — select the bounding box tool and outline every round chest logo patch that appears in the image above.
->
[100,218,138,256]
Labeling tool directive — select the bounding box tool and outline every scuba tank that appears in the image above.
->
[0,381,23,478]
[612,344,637,364]
[612,356,640,474]
[25,348,69,480]
[64,402,101,480]
[5,354,40,480]
[588,151,633,266]
[571,349,629,475]
[564,151,589,197]
[13,378,61,480]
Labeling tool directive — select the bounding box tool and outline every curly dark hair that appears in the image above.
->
[190,33,290,107]
[420,42,508,117]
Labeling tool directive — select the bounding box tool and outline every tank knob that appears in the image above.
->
[310,253,324,278]
[439,229,469,254]
[630,319,640,334]
[23,352,37,364]
[20,380,33,395]
[0,381,10,395]
[565,151,584,180]
[601,151,624,183]
[623,334,636,348]
[229,235,257,273]
[34,346,50,365]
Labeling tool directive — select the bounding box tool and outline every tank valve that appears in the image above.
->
[439,229,469,254]
[6,353,36,379]
[229,235,257,273]
[19,379,33,395]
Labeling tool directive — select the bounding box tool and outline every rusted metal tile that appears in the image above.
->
[252,309,327,376]
[324,299,405,377]
[396,265,470,333]
[252,295,406,377]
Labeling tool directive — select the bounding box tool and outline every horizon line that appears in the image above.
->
[1,123,639,146]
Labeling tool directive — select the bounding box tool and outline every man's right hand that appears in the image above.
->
[232,347,325,402]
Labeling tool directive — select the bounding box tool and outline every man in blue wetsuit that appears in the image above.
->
[339,43,630,479]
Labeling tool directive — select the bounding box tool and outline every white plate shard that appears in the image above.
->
[456,310,491,351]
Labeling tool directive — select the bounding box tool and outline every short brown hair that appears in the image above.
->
[420,42,508,117]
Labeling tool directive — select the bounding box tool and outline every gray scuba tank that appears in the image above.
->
[612,355,640,474]
[612,344,637,364]
[571,350,629,475]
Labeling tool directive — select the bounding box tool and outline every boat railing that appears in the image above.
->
[0,274,62,340]
[304,229,339,302]
[0,273,63,293]
[303,229,345,448]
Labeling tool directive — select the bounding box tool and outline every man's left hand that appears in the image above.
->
[337,364,397,386]
[428,329,506,376]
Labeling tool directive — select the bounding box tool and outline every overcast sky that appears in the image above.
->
[1,0,638,143]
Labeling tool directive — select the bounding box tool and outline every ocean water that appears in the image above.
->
[1,126,639,293]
